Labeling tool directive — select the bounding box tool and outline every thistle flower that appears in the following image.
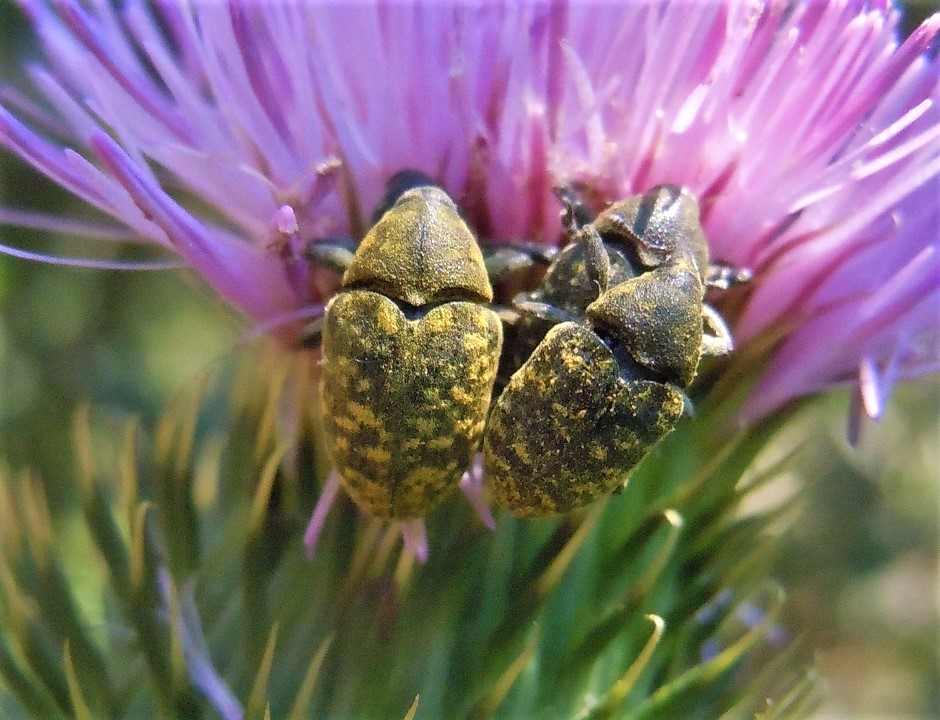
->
[0,1,936,718]
[0,0,936,424]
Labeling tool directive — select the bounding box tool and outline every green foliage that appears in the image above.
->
[0,346,816,719]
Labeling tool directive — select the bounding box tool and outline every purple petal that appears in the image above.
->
[459,455,496,531]
[92,131,297,324]
[0,238,184,270]
[400,520,429,565]
[0,0,936,424]
[304,470,342,561]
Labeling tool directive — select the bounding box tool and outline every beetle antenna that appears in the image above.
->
[554,185,595,236]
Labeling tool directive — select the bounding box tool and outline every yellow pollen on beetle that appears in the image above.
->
[450,386,474,405]
[421,312,449,334]
[332,415,357,432]
[363,447,392,464]
[463,332,488,353]
[427,436,455,450]
[511,439,532,465]
[329,358,355,388]
[347,401,379,427]
[404,466,447,488]
[551,401,570,419]
[414,417,437,437]
[375,302,401,334]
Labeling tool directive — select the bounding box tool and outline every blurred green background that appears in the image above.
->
[0,3,937,718]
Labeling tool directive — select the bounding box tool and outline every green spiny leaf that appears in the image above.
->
[577,614,665,720]
[0,631,65,720]
[62,640,91,720]
[403,694,420,720]
[285,633,333,720]
[630,585,785,720]
[464,624,538,720]
[245,623,279,720]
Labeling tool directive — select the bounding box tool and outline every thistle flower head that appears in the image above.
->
[1,0,937,425]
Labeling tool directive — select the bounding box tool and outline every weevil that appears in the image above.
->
[304,172,503,519]
[483,185,748,517]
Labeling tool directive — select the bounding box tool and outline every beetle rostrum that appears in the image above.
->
[483,185,742,517]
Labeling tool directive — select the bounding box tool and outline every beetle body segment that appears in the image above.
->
[485,184,737,517]
[484,322,684,517]
[591,185,709,274]
[343,187,493,307]
[322,291,501,518]
[499,242,639,384]
[587,263,704,386]
[587,185,713,385]
[320,184,502,519]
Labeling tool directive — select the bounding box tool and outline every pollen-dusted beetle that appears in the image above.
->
[306,172,503,519]
[483,185,746,517]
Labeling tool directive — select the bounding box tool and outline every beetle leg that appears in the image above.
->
[485,248,542,283]
[556,183,611,294]
[494,305,521,327]
[305,236,357,274]
[484,243,560,283]
[502,241,560,266]
[706,263,752,290]
[304,237,357,276]
[513,299,580,325]
[576,223,611,296]
[300,315,325,349]
[700,304,734,356]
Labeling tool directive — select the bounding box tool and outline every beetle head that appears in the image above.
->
[594,185,710,278]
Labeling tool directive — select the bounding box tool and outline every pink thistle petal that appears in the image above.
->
[740,244,939,424]
[859,356,886,421]
[156,570,242,720]
[0,238,184,270]
[0,207,150,242]
[304,470,342,561]
[237,303,325,349]
[400,520,429,565]
[459,455,496,531]
[91,131,296,325]
[0,105,159,238]
[55,0,189,141]
[0,0,936,426]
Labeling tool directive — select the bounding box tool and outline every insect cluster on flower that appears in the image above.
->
[304,171,746,522]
